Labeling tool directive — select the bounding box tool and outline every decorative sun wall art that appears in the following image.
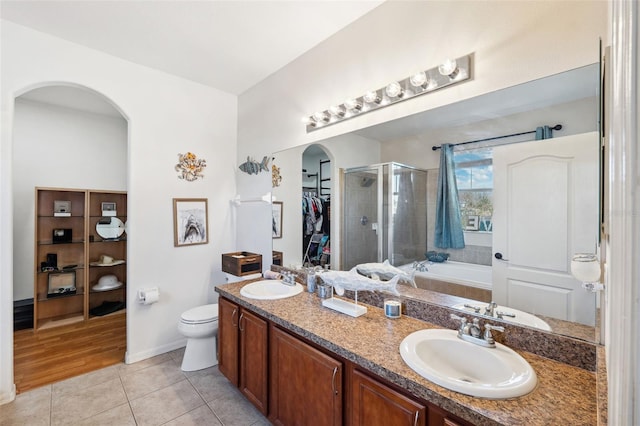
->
[176,152,207,181]
[272,164,282,187]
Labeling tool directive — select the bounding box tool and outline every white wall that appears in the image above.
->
[12,98,128,301]
[1,21,238,403]
[236,0,607,267]
[379,97,599,170]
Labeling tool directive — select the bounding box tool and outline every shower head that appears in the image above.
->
[360,177,375,187]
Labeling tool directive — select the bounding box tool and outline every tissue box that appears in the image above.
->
[222,251,262,276]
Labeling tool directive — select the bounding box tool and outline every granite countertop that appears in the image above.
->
[216,280,597,426]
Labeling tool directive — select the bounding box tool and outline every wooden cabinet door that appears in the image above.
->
[350,368,426,426]
[239,308,269,415]
[218,298,239,386]
[270,326,343,426]
[427,404,471,426]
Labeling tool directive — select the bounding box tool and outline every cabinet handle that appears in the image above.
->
[231,308,238,327]
[238,312,244,332]
[413,411,419,426]
[331,366,339,395]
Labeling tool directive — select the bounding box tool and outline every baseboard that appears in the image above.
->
[0,384,16,406]
[125,338,187,365]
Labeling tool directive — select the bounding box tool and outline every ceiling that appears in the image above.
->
[1,0,384,95]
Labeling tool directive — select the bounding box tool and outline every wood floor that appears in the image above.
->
[13,311,126,394]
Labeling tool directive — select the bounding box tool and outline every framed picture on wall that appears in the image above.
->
[272,201,283,239]
[173,198,208,247]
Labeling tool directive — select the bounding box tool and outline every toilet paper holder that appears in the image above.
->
[137,287,160,305]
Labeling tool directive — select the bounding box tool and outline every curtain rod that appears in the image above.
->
[431,124,563,151]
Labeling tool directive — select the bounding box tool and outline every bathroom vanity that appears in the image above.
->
[216,279,598,425]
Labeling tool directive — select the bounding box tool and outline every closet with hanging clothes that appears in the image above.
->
[302,192,330,266]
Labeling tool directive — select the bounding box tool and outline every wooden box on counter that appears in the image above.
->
[272,251,282,266]
[222,251,262,276]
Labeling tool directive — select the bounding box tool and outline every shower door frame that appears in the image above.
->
[341,162,427,268]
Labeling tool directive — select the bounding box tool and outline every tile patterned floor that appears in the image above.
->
[0,348,270,426]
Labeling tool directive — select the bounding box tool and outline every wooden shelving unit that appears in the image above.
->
[33,187,127,330]
[88,190,127,319]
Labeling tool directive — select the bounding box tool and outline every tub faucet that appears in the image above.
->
[484,301,498,316]
[483,301,516,320]
[450,314,504,348]
[412,260,429,272]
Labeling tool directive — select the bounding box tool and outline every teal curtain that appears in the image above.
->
[535,125,554,140]
[434,144,465,249]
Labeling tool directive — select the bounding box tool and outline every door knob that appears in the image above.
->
[494,252,509,261]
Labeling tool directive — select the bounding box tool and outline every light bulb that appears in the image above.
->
[385,81,404,98]
[302,116,316,127]
[409,71,427,87]
[363,90,382,104]
[329,105,346,117]
[438,59,459,78]
[313,111,330,123]
[570,254,601,282]
[344,98,363,111]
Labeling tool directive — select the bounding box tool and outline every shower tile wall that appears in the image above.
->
[426,169,492,266]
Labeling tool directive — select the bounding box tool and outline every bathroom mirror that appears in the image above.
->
[272,63,601,343]
[96,217,126,240]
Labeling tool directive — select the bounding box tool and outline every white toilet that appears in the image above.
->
[178,303,219,372]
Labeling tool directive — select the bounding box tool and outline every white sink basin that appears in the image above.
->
[400,329,537,399]
[240,280,303,300]
[452,303,552,331]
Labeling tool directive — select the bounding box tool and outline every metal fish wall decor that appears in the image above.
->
[239,156,270,175]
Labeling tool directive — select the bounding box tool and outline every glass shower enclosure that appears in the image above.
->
[342,162,428,270]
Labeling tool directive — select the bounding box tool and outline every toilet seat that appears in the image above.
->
[180,303,219,324]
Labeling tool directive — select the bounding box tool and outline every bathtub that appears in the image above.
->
[401,261,492,291]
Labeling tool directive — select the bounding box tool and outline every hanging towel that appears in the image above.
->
[434,144,465,249]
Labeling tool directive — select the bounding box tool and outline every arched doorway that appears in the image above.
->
[301,144,332,268]
[12,83,129,392]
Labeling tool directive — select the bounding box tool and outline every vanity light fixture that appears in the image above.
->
[385,81,404,98]
[304,54,472,132]
[329,105,346,117]
[301,116,317,128]
[344,98,363,111]
[409,71,427,87]
[570,253,604,292]
[410,71,437,92]
[363,90,383,104]
[313,111,330,123]
[438,58,460,79]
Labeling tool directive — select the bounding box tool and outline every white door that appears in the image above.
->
[492,132,599,326]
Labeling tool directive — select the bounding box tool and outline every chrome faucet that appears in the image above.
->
[484,301,498,316]
[412,260,429,272]
[450,314,505,348]
[483,301,516,320]
[281,272,296,286]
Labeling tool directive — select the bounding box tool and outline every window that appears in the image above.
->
[454,148,493,232]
